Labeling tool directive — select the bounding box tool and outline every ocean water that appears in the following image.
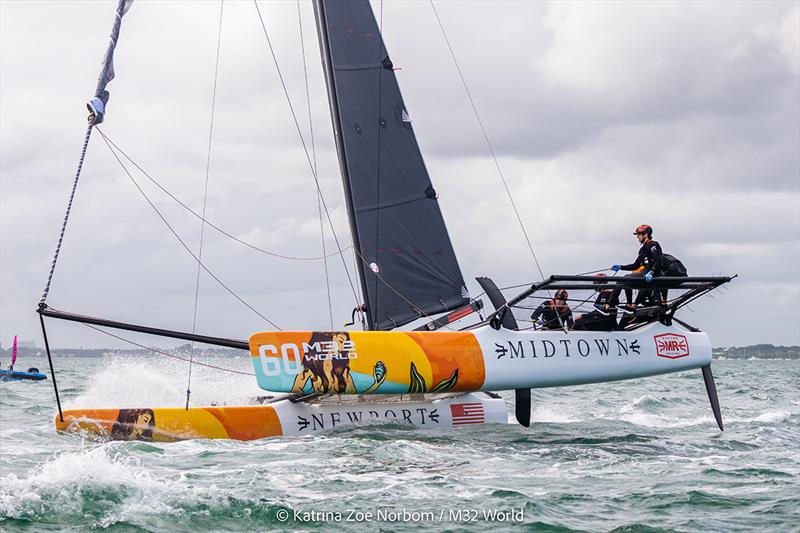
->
[0,356,798,532]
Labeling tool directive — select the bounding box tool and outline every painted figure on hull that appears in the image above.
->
[288,332,386,394]
[291,332,356,394]
[287,331,461,395]
[111,408,155,441]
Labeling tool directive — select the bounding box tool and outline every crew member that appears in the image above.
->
[531,289,574,330]
[610,224,663,312]
[573,273,619,331]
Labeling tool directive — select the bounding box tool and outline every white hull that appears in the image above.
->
[267,392,508,436]
[251,322,711,394]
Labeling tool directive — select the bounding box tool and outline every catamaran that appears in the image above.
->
[38,0,732,441]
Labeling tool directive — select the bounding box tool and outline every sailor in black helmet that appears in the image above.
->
[610,224,664,313]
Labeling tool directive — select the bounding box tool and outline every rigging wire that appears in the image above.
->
[470,268,613,304]
[252,0,362,311]
[577,268,611,276]
[428,2,546,281]
[493,269,612,293]
[351,248,455,331]
[97,128,282,331]
[40,124,94,304]
[253,0,462,331]
[297,0,334,330]
[96,54,424,333]
[97,132,350,261]
[429,2,570,332]
[81,322,255,376]
[187,0,224,410]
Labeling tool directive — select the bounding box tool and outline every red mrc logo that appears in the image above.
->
[654,333,690,359]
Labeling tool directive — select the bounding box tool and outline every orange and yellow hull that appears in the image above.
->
[54,392,509,442]
[54,405,283,442]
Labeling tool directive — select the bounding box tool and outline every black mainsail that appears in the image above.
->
[314,0,469,331]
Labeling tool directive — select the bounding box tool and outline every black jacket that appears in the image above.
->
[531,300,574,330]
[594,289,619,311]
[573,289,619,331]
[622,239,663,275]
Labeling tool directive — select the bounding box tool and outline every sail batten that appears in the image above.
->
[314,0,469,330]
[335,63,384,71]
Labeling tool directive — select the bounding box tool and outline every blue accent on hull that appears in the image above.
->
[0,369,47,381]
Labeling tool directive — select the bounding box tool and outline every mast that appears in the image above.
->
[313,0,374,330]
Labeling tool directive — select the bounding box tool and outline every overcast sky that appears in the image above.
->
[1,0,798,349]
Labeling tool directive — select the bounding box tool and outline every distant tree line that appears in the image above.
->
[713,344,800,360]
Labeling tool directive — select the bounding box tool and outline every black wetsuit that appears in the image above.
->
[615,239,665,306]
[621,239,663,275]
[573,290,619,331]
[531,301,574,330]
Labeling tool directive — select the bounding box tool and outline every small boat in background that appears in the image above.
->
[0,335,47,382]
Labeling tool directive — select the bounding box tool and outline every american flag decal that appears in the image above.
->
[450,403,484,425]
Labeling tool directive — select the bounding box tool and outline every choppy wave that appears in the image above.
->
[1,446,185,520]
[66,356,262,409]
[1,357,798,531]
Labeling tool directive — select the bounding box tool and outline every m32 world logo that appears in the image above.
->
[258,338,358,377]
[654,333,690,359]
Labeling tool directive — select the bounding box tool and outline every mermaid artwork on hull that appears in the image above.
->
[111,408,156,441]
[290,332,387,394]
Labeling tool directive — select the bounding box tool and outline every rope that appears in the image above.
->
[296,0,333,329]
[97,128,282,331]
[40,124,94,304]
[96,132,351,262]
[576,268,611,276]
[252,0,361,308]
[81,323,255,376]
[429,2,546,281]
[187,0,225,410]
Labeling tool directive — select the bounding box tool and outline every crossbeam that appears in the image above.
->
[488,274,734,330]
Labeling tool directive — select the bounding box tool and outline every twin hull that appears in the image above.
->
[54,393,507,442]
[250,322,710,395]
[54,322,708,441]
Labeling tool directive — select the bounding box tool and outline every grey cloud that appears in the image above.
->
[397,1,799,167]
[1,1,798,349]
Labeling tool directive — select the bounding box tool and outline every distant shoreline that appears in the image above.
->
[0,343,247,359]
[2,343,798,360]
[712,344,799,360]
